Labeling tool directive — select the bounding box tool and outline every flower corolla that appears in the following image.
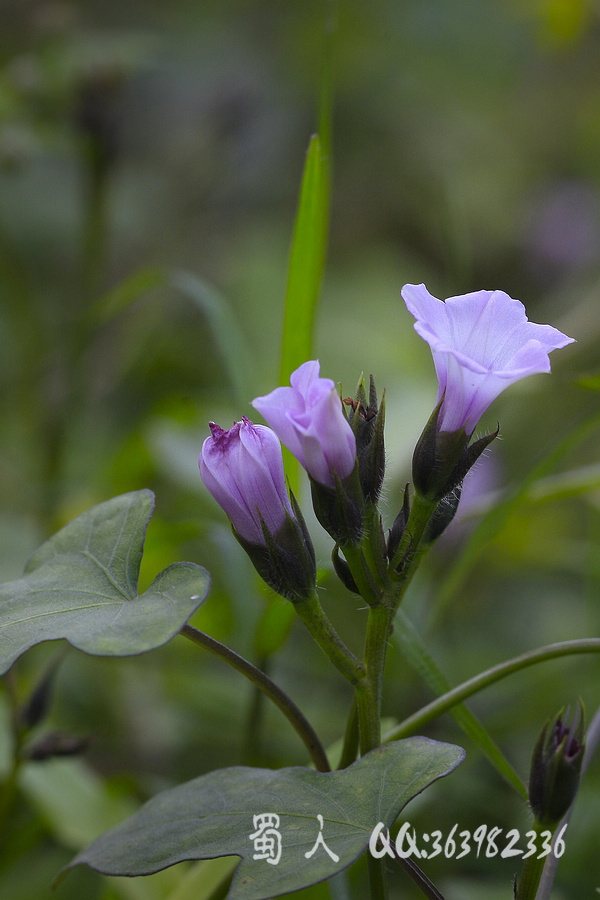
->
[401,284,575,435]
[252,360,356,487]
[199,417,292,545]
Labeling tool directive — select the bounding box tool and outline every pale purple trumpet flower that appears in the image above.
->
[199,417,316,601]
[401,284,575,435]
[199,417,294,545]
[252,360,356,487]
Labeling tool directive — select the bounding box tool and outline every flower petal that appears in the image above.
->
[402,283,575,434]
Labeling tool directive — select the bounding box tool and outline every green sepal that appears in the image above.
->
[331,544,360,594]
[446,426,500,496]
[413,399,499,503]
[289,488,317,573]
[232,504,316,604]
[412,400,468,500]
[423,486,462,544]
[309,461,364,546]
[387,483,410,563]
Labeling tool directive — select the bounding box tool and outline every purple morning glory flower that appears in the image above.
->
[199,417,293,545]
[402,284,575,435]
[252,360,356,487]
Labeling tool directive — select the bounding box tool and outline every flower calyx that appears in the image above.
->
[412,399,499,504]
[234,490,317,604]
[387,483,411,569]
[331,544,360,594]
[309,461,365,547]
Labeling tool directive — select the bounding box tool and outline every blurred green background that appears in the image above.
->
[1,0,600,898]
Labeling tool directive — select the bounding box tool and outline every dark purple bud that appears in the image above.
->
[529,703,585,826]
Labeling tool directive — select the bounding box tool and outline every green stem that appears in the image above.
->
[392,856,447,900]
[294,591,365,685]
[180,624,330,772]
[0,668,24,840]
[390,491,437,610]
[338,699,359,769]
[515,822,547,900]
[357,604,392,753]
[341,543,382,605]
[367,851,389,900]
[0,758,20,842]
[383,639,600,743]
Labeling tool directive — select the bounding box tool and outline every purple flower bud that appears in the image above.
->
[402,284,575,435]
[252,360,356,487]
[529,704,585,826]
[199,417,293,545]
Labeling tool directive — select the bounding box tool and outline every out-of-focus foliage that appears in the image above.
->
[1,1,600,898]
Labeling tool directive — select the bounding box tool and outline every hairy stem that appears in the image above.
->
[294,591,365,685]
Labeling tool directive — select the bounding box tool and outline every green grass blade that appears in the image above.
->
[279,133,329,387]
[278,133,330,490]
[91,265,168,323]
[394,609,528,799]
[434,410,600,617]
[171,269,256,406]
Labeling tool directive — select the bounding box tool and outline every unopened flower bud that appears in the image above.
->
[252,360,357,488]
[199,417,316,602]
[343,374,385,504]
[529,704,585,826]
[309,462,364,547]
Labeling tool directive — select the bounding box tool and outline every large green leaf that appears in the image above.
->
[64,738,464,900]
[0,491,209,673]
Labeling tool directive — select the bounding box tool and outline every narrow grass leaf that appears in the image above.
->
[394,610,527,800]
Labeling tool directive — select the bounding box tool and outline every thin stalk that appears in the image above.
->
[515,823,547,900]
[181,624,330,772]
[366,852,389,900]
[341,543,381,606]
[0,757,20,842]
[383,639,600,743]
[243,659,268,767]
[338,699,359,769]
[389,492,437,593]
[355,589,396,900]
[0,668,24,840]
[392,856,447,900]
[294,591,365,685]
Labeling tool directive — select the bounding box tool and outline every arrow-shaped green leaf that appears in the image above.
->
[0,490,209,673]
[65,737,464,900]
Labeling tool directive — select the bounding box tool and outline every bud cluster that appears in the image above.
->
[198,283,574,603]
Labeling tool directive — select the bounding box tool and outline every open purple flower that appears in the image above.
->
[199,417,293,545]
[252,360,356,487]
[401,284,575,435]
